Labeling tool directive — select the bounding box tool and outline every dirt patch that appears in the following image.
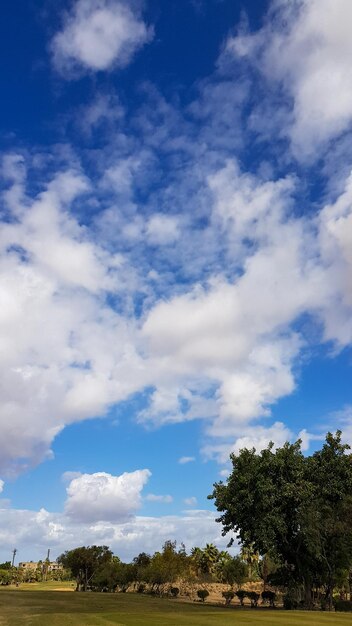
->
[176,581,265,605]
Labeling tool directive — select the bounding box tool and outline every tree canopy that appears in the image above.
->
[58,545,113,591]
[209,431,352,608]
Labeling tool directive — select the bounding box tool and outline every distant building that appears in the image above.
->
[18,561,37,571]
[47,562,63,572]
[18,561,63,572]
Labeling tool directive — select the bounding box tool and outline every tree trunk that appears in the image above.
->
[303,579,312,609]
[262,558,268,592]
[324,586,333,611]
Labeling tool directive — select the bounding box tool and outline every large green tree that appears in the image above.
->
[210,431,352,608]
[58,546,113,591]
[307,433,352,606]
[143,541,190,592]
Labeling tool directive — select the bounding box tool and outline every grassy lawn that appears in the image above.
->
[0,589,351,626]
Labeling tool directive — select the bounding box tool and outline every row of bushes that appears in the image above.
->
[221,589,276,607]
[334,600,352,612]
[137,583,352,612]
[197,588,276,606]
[134,584,276,607]
[194,589,352,612]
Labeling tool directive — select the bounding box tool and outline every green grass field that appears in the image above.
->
[0,588,351,626]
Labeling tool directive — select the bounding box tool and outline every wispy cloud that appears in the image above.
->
[184,497,197,507]
[178,456,195,465]
[145,494,173,503]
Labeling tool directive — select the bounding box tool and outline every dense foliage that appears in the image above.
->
[58,546,113,591]
[51,540,252,599]
[210,431,352,609]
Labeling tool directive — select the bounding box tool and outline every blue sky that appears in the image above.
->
[0,0,352,564]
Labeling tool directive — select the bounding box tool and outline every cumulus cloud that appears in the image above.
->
[227,0,352,157]
[0,164,153,474]
[64,470,151,523]
[52,0,152,76]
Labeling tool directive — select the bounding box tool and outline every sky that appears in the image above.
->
[0,0,352,564]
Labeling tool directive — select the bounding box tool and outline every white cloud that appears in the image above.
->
[318,172,352,345]
[203,422,293,464]
[64,470,151,523]
[137,386,217,427]
[146,214,180,246]
[0,480,4,494]
[77,94,124,136]
[325,406,352,447]
[227,0,352,157]
[178,456,195,465]
[1,0,352,526]
[297,429,323,453]
[0,506,233,564]
[0,164,154,474]
[145,494,173,503]
[52,0,152,76]
[1,149,352,476]
[184,497,197,507]
[141,164,316,434]
[61,471,82,483]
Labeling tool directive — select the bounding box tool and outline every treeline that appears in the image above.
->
[57,541,250,596]
[211,431,352,611]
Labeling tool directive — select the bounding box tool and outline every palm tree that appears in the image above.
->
[202,544,220,574]
[191,544,220,576]
[240,544,259,580]
[191,547,203,577]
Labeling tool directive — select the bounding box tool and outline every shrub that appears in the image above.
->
[283,595,299,610]
[235,589,247,606]
[247,591,260,607]
[334,600,352,612]
[170,587,179,598]
[197,589,209,602]
[222,590,235,606]
[261,590,276,607]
